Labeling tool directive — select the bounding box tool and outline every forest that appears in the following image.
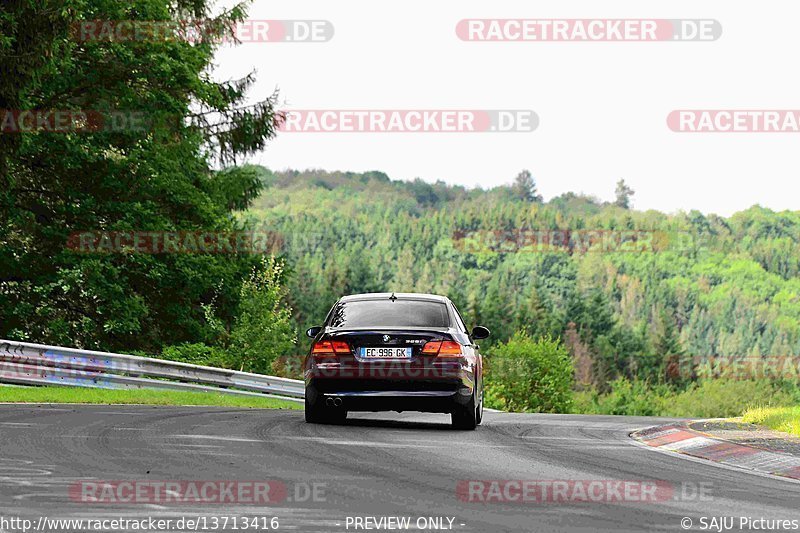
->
[247,167,800,360]
[237,166,800,415]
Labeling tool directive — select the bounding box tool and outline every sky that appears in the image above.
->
[212,0,800,216]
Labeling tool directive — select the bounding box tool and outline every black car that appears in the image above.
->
[303,292,489,429]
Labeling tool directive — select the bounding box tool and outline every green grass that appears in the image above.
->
[571,378,800,418]
[0,386,302,409]
[741,406,800,437]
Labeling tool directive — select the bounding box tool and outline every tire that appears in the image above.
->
[304,392,325,423]
[451,390,477,430]
[475,387,484,426]
[305,391,347,424]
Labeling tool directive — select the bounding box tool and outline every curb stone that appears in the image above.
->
[631,422,800,481]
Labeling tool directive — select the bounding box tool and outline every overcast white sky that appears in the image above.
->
[212,0,800,216]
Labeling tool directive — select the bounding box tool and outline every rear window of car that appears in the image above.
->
[328,299,450,328]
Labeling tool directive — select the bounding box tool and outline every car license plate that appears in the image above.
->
[359,347,412,359]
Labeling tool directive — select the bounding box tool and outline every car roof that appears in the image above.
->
[338,292,450,304]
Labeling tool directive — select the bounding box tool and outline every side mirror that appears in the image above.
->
[306,326,322,338]
[471,326,490,340]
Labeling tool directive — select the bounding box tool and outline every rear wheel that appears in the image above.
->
[451,391,477,430]
[475,388,484,426]
[304,395,323,423]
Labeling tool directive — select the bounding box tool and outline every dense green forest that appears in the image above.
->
[241,167,800,391]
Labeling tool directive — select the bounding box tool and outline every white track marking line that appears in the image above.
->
[278,435,514,448]
[169,434,263,443]
[1,407,72,411]
[90,412,152,415]
[168,434,514,449]
[519,436,603,441]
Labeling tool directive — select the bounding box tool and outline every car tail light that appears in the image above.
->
[437,341,463,356]
[421,341,441,354]
[421,340,463,358]
[312,340,350,357]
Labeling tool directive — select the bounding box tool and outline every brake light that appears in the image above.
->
[331,341,350,353]
[312,340,350,356]
[421,341,441,354]
[437,341,463,355]
[421,341,462,356]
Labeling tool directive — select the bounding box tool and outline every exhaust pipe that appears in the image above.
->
[325,396,343,407]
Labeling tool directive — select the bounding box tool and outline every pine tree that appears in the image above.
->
[614,179,635,209]
[656,311,685,382]
[511,170,543,203]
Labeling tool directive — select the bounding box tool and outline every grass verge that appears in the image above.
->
[0,386,302,409]
[741,406,800,437]
[571,378,800,418]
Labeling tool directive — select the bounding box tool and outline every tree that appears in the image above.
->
[655,310,686,382]
[563,322,594,389]
[614,179,635,209]
[0,0,282,351]
[229,257,296,374]
[511,170,543,202]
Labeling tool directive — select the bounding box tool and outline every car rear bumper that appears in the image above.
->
[305,380,474,413]
[305,361,475,386]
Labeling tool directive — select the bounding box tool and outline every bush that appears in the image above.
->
[485,333,574,413]
[228,257,296,374]
[572,377,800,418]
[156,258,297,376]
[159,343,232,368]
[572,378,668,416]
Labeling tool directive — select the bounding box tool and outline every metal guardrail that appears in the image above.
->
[0,339,305,402]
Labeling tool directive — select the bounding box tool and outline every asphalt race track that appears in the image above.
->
[1,405,799,532]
